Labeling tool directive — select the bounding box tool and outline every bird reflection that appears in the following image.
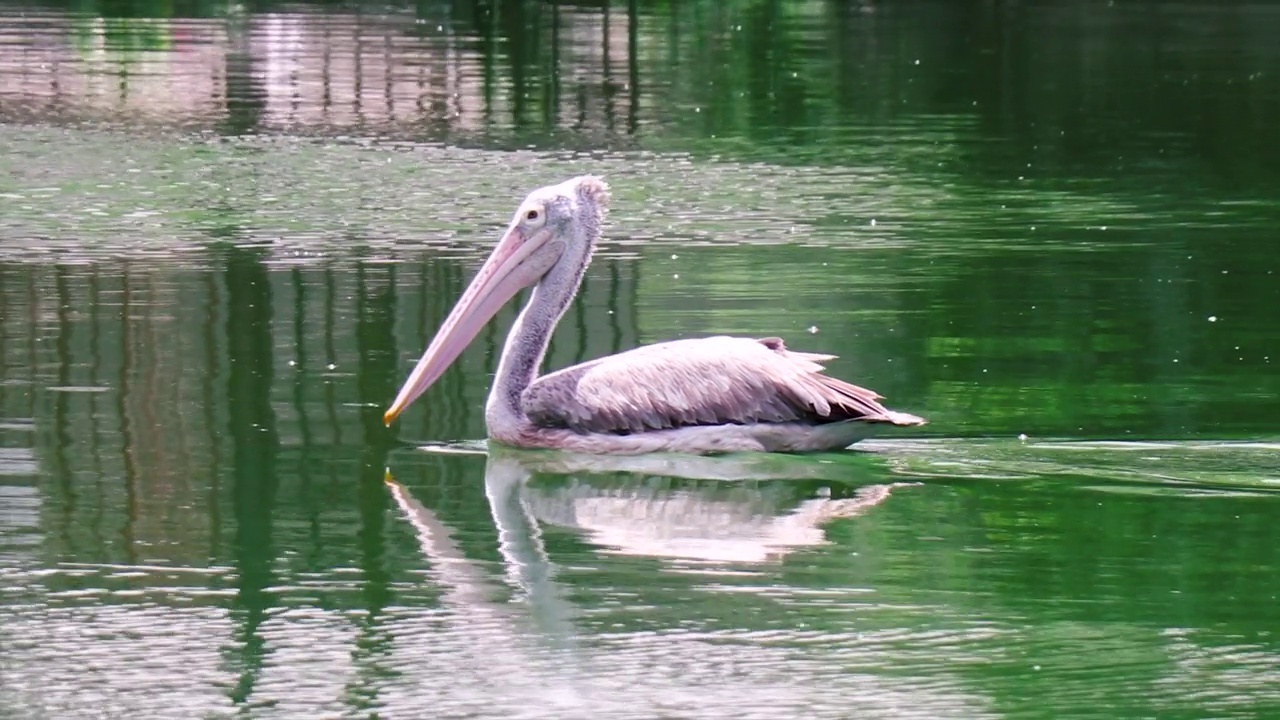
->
[511,450,909,563]
[381,448,915,712]
[386,446,910,585]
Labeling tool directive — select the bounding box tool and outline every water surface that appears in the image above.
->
[2,2,1279,718]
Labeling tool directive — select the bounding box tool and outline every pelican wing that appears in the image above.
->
[522,336,911,435]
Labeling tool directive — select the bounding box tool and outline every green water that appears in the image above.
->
[2,2,1279,718]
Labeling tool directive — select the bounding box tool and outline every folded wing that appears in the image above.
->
[521,336,920,435]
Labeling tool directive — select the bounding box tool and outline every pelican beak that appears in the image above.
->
[383,222,560,426]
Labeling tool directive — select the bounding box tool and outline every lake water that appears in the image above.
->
[2,2,1279,718]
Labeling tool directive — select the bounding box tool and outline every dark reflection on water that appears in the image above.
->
[224,247,280,704]
[2,2,1278,189]
[1,1,1280,718]
[3,1,1279,185]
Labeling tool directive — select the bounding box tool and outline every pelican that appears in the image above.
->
[383,176,925,455]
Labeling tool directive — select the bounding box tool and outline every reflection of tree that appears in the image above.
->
[221,11,265,134]
[5,0,1276,178]
[401,258,472,438]
[52,267,78,556]
[223,247,279,706]
[202,271,225,559]
[3,258,1279,717]
[346,259,398,709]
[115,267,140,565]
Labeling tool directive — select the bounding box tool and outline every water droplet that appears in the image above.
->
[869,218,876,226]
[1208,316,1218,322]
[672,273,679,279]
[807,326,819,334]
[670,254,679,260]
[287,360,296,367]
[1018,433,1028,442]
[327,363,337,370]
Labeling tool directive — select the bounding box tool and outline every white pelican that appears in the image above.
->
[383,176,925,454]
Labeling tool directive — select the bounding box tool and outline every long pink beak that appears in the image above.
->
[383,224,554,426]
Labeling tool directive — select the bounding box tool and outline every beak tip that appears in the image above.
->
[382,408,398,427]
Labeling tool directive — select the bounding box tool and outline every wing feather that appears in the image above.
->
[521,336,900,435]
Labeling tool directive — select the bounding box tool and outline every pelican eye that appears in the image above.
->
[522,205,547,228]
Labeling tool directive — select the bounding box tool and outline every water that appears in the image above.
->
[2,1,1279,717]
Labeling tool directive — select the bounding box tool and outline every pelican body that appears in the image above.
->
[384,176,925,455]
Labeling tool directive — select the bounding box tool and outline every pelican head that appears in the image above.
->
[383,176,610,426]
